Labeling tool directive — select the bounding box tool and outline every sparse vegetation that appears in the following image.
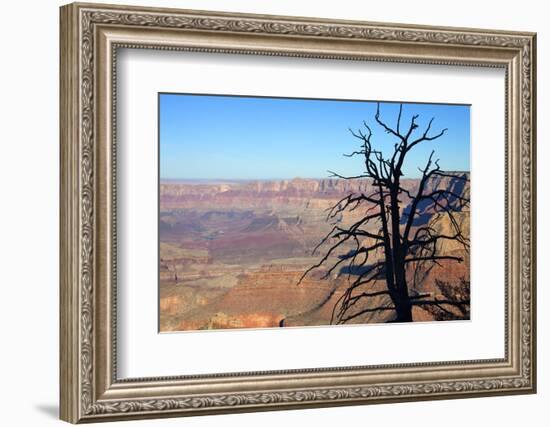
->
[300,103,470,323]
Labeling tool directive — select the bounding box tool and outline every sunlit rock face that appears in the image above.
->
[159,175,470,332]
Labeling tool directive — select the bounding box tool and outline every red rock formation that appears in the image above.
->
[159,175,470,331]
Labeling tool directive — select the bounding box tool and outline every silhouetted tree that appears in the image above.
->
[299,103,470,323]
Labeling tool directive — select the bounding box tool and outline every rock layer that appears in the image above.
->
[159,175,470,331]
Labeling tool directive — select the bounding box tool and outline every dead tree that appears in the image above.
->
[299,103,470,323]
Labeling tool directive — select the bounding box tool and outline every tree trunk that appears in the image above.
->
[389,185,412,322]
[389,288,413,322]
[394,299,413,322]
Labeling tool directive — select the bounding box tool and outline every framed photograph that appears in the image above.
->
[60,2,537,423]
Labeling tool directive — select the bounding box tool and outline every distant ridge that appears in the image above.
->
[161,171,469,182]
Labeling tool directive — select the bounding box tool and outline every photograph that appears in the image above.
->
[159,95,471,332]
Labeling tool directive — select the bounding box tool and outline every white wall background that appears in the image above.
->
[0,0,545,425]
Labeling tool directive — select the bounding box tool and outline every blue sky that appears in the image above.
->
[159,93,470,180]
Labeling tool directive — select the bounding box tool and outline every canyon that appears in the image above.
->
[159,175,470,332]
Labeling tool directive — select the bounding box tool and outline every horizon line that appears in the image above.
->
[160,172,470,182]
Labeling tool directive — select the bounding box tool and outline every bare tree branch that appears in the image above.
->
[300,103,470,324]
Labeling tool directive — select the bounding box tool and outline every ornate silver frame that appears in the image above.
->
[60,2,536,423]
